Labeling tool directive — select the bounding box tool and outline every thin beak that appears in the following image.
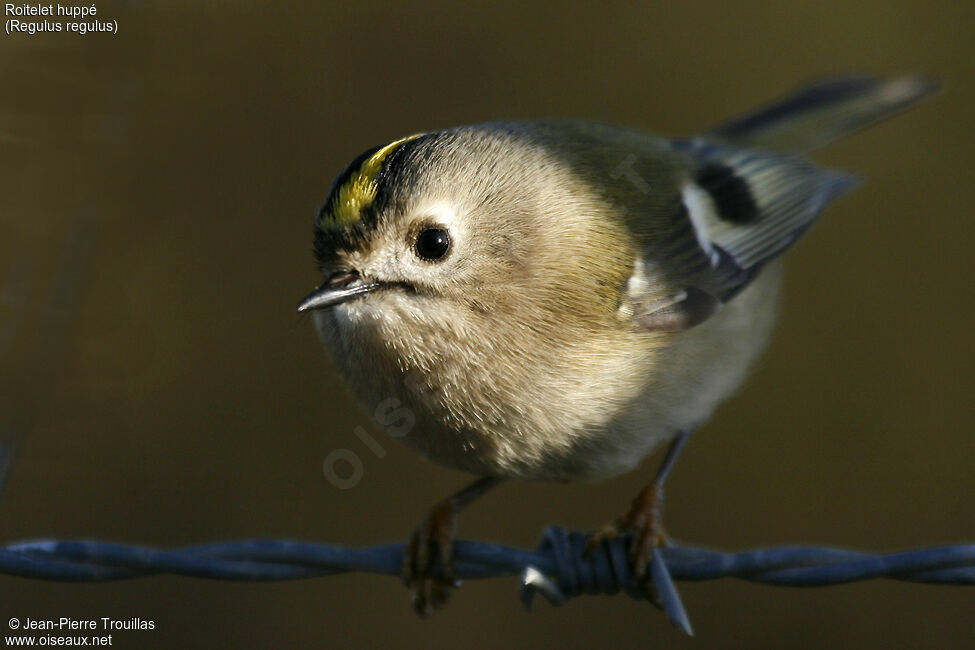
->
[296,271,380,312]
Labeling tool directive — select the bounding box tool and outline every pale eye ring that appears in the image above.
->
[414,227,450,261]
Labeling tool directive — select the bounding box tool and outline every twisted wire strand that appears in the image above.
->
[4,527,974,636]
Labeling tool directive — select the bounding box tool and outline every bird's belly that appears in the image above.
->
[323,265,781,482]
[406,265,782,481]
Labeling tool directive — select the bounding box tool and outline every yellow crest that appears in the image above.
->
[323,134,423,227]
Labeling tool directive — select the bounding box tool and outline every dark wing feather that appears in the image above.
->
[629,140,855,332]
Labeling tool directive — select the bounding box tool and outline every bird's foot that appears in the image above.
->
[402,498,460,616]
[585,482,669,605]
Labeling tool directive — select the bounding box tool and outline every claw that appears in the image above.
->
[401,476,501,616]
[403,498,460,616]
[587,432,689,606]
[586,482,670,606]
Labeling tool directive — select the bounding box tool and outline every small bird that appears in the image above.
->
[298,75,937,615]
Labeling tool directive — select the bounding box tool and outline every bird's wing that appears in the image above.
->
[627,140,855,332]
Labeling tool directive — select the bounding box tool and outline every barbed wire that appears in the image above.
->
[4,526,974,636]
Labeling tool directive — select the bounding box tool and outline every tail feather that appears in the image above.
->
[707,74,939,153]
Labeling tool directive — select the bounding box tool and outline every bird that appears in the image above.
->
[297,74,937,615]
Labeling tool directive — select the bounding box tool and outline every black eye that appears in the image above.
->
[414,227,450,261]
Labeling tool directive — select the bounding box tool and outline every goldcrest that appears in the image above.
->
[298,75,937,614]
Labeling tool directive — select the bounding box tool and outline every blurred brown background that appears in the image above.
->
[1,1,973,648]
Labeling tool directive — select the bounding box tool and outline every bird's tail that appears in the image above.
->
[707,74,939,153]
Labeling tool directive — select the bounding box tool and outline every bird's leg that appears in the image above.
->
[403,476,501,616]
[585,431,690,604]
